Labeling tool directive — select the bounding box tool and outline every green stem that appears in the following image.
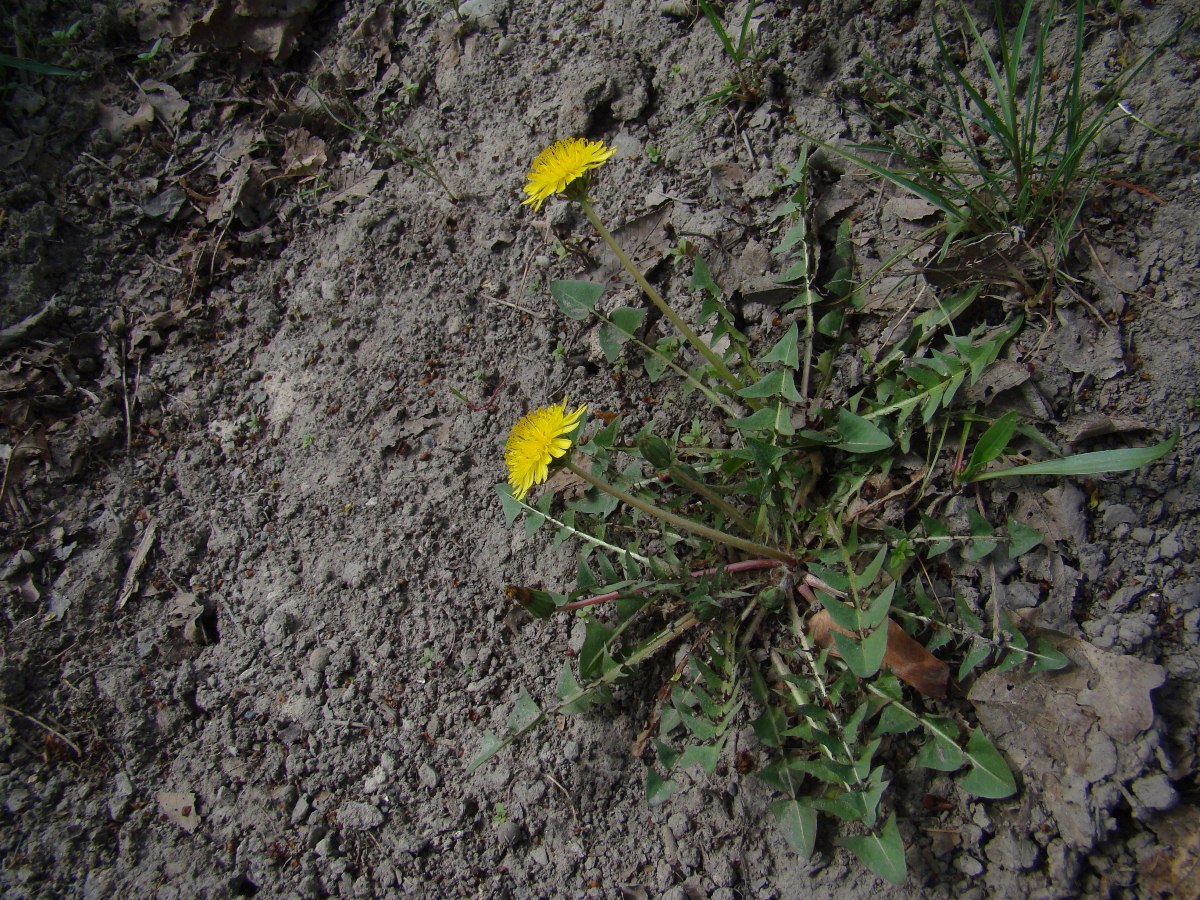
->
[596,309,737,416]
[566,459,795,565]
[580,198,745,394]
[667,462,755,535]
[507,490,651,566]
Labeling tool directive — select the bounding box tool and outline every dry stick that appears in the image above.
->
[560,558,784,612]
[0,294,63,354]
[484,294,545,318]
[118,337,133,455]
[1,703,81,757]
[579,199,745,394]
[565,459,797,565]
[844,469,927,524]
[541,771,579,821]
[668,463,754,534]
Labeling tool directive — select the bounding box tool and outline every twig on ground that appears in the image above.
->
[0,295,64,353]
[560,557,784,611]
[0,703,82,757]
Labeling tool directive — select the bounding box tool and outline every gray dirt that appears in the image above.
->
[1,0,1198,897]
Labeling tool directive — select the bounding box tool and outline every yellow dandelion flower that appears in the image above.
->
[504,399,587,500]
[521,138,616,211]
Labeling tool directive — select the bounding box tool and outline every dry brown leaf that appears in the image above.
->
[965,359,1031,404]
[281,130,327,179]
[967,632,1167,847]
[588,203,674,284]
[1014,483,1088,547]
[545,465,589,500]
[1,430,50,519]
[1142,806,1200,900]
[187,0,320,62]
[169,590,206,643]
[1056,307,1124,380]
[97,101,154,138]
[887,196,940,222]
[317,170,384,215]
[808,611,949,698]
[1058,411,1150,444]
[969,632,1165,747]
[140,80,189,129]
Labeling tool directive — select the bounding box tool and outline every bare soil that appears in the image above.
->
[1,1,1198,897]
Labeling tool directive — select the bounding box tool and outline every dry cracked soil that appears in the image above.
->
[1,0,1199,897]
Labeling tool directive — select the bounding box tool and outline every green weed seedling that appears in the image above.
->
[476,138,1176,883]
[308,82,458,201]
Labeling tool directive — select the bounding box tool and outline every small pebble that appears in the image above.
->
[497,821,524,848]
[1130,527,1154,544]
[418,763,440,790]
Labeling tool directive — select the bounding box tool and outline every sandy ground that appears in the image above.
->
[1,1,1198,897]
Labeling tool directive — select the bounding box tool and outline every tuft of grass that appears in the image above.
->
[696,0,766,106]
[308,82,459,201]
[812,0,1191,276]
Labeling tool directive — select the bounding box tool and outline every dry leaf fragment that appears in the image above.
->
[969,633,1165,747]
[808,611,949,698]
[140,80,189,129]
[1056,307,1124,380]
[965,359,1030,404]
[588,203,673,284]
[545,465,589,499]
[281,130,327,179]
[157,790,201,833]
[97,101,154,138]
[187,0,320,62]
[1,430,50,519]
[1058,411,1150,444]
[968,633,1167,849]
[887,196,940,222]
[317,170,384,214]
[1142,806,1200,900]
[169,590,209,643]
[117,520,157,609]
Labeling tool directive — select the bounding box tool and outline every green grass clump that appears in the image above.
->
[818,0,1191,277]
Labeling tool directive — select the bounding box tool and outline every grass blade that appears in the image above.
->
[969,433,1177,481]
[0,53,76,76]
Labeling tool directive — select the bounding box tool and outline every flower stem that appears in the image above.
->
[565,459,796,565]
[667,462,754,534]
[580,198,745,394]
[561,558,784,612]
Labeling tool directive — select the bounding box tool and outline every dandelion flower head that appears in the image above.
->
[504,399,587,500]
[521,138,615,211]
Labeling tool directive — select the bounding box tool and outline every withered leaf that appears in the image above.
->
[1142,806,1200,899]
[809,611,949,698]
[545,462,589,499]
[281,130,327,179]
[1058,411,1150,444]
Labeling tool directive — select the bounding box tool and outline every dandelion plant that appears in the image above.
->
[472,135,1176,884]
